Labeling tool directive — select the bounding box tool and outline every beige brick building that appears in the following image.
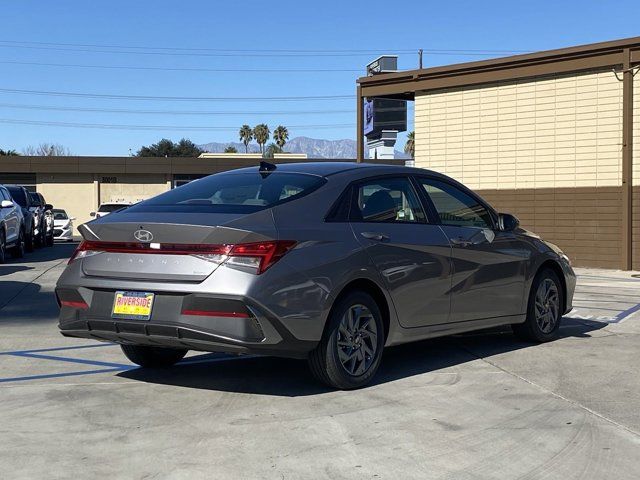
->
[357,37,640,269]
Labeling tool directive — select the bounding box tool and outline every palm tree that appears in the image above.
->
[404,131,415,158]
[253,124,270,155]
[264,143,279,159]
[239,125,253,153]
[273,125,289,152]
[224,146,238,153]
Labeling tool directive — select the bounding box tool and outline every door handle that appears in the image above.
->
[450,237,472,247]
[361,231,390,242]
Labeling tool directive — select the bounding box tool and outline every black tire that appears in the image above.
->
[25,226,34,253]
[0,229,6,264]
[308,290,385,390]
[121,344,188,368]
[11,228,25,259]
[46,229,54,247]
[512,268,564,343]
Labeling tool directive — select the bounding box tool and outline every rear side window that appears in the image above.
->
[6,187,26,207]
[352,177,425,223]
[0,188,8,201]
[140,172,325,212]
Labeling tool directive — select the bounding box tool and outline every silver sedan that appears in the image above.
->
[56,162,575,389]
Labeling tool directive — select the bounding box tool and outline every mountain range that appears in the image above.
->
[198,136,409,159]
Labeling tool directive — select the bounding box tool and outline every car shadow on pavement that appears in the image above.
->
[0,265,33,277]
[2,242,78,265]
[117,318,608,397]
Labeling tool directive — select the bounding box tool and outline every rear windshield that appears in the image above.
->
[53,209,68,220]
[138,172,325,212]
[6,187,26,207]
[98,204,128,213]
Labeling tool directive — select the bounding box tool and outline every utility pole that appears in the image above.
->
[418,49,423,69]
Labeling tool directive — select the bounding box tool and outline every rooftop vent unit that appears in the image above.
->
[366,56,398,76]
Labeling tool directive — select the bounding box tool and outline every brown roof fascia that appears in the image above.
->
[358,36,640,97]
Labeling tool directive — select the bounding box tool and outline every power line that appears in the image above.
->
[0,59,361,73]
[0,118,355,131]
[0,43,411,58]
[0,87,353,102]
[0,40,530,57]
[0,39,418,54]
[0,102,354,116]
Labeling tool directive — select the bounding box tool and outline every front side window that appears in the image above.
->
[418,178,493,229]
[352,177,425,223]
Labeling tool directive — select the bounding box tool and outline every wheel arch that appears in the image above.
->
[329,278,391,344]
[535,259,568,314]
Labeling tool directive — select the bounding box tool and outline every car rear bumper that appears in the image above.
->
[56,288,317,358]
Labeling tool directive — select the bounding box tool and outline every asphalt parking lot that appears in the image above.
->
[1,244,639,479]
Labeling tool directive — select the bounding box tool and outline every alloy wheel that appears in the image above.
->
[336,304,378,376]
[534,278,560,333]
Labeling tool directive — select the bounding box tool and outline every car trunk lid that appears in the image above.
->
[76,210,277,282]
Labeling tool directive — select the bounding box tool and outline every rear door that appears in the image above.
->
[0,187,19,243]
[415,176,528,322]
[349,176,452,328]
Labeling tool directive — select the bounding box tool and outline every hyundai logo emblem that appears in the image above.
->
[134,229,153,242]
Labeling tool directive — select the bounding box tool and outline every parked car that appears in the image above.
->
[0,184,26,262]
[52,209,75,242]
[57,162,576,389]
[29,191,54,247]
[90,202,131,219]
[5,185,37,252]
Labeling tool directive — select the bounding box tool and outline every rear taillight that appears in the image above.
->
[60,300,89,310]
[68,240,296,274]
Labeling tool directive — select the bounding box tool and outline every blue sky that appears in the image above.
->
[0,0,638,155]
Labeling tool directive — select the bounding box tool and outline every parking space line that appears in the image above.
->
[0,368,131,384]
[9,351,132,369]
[0,343,115,356]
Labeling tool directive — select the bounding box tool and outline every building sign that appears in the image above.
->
[363,100,375,135]
[363,98,408,139]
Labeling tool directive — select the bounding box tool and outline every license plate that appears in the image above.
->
[112,291,155,320]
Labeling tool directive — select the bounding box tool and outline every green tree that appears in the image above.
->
[404,131,415,158]
[273,125,289,151]
[239,124,253,153]
[224,146,238,153]
[136,138,203,157]
[264,143,279,159]
[253,124,270,155]
[0,148,19,156]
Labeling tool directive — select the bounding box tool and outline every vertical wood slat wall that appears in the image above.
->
[415,70,626,269]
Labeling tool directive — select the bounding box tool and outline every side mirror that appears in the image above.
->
[45,203,54,210]
[1,200,14,208]
[70,217,76,221]
[498,213,519,231]
[89,212,96,217]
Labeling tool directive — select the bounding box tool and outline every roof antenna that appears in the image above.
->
[259,160,277,178]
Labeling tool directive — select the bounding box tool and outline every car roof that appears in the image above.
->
[223,161,432,177]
